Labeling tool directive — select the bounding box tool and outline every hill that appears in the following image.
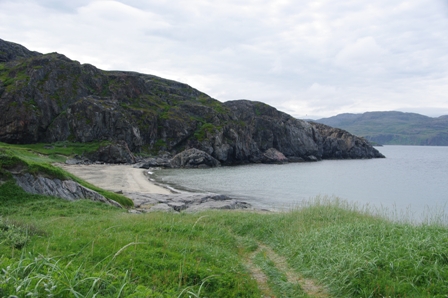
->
[0,38,383,163]
[315,111,448,145]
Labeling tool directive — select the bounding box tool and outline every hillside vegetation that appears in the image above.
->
[315,111,448,145]
[0,141,133,207]
[1,144,447,297]
[0,38,383,163]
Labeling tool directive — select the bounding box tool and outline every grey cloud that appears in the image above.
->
[0,0,447,118]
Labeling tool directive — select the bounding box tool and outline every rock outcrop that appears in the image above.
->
[13,173,122,207]
[87,141,136,164]
[261,148,289,164]
[311,122,385,159]
[0,38,384,164]
[125,191,253,213]
[169,148,221,168]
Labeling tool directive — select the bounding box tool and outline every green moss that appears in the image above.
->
[0,62,31,92]
[197,94,228,114]
[153,139,167,151]
[194,123,219,141]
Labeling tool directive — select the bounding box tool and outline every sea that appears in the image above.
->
[153,146,448,224]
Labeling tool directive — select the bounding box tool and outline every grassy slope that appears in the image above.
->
[1,144,448,297]
[0,142,133,207]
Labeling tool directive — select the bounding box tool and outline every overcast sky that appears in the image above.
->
[1,0,448,119]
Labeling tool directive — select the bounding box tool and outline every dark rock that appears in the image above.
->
[287,156,305,162]
[13,173,122,207]
[261,148,288,164]
[217,100,322,164]
[167,201,187,211]
[0,39,40,62]
[310,122,385,159]
[169,148,221,168]
[0,38,384,163]
[87,141,136,164]
[137,156,171,168]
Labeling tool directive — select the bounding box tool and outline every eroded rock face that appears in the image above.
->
[310,122,385,159]
[13,173,122,207]
[0,38,384,164]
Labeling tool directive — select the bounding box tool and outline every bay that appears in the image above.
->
[153,146,448,223]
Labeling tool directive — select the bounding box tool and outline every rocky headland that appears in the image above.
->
[0,38,384,208]
[0,38,384,167]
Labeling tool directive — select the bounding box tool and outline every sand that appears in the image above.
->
[57,164,171,195]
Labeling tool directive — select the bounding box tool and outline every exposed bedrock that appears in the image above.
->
[13,173,122,207]
[0,38,384,164]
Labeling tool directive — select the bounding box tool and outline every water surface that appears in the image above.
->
[154,146,448,222]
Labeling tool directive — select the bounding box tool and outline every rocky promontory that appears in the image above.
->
[0,38,384,165]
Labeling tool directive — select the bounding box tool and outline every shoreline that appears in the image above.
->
[57,163,258,213]
[57,163,172,195]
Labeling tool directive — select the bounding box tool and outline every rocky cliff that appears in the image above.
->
[0,38,384,164]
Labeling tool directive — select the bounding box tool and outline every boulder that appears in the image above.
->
[261,148,288,164]
[87,141,136,164]
[137,157,171,168]
[169,148,221,168]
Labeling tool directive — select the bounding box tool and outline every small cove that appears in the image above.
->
[153,146,448,223]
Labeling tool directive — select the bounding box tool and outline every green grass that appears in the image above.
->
[1,192,447,297]
[0,188,260,297]
[0,142,133,207]
[1,144,448,297]
[253,251,309,297]
[193,123,220,141]
[0,141,111,163]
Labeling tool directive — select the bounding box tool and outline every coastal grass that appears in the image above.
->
[1,191,448,297]
[0,143,133,207]
[253,250,309,297]
[0,141,110,160]
[0,185,260,297]
[1,143,448,296]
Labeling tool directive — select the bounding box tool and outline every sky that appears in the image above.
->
[1,0,448,119]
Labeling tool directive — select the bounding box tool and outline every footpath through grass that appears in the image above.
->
[1,186,448,297]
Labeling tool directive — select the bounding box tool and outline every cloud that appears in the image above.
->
[335,37,387,71]
[1,0,448,118]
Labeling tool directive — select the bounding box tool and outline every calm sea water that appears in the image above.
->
[153,146,448,222]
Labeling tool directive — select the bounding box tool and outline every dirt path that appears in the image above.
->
[244,241,329,298]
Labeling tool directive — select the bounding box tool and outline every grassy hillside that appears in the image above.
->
[315,112,448,145]
[0,141,133,207]
[1,144,448,297]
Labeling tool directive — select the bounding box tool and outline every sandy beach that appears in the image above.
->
[57,164,172,195]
